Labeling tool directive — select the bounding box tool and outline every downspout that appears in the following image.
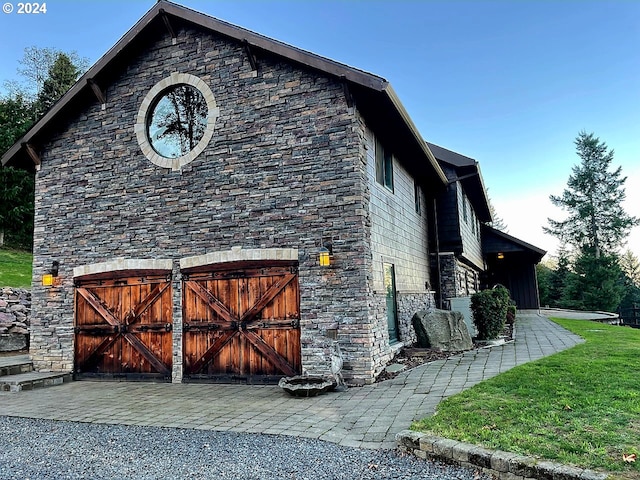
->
[433,198,443,309]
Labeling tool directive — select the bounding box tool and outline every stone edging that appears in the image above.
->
[396,430,609,480]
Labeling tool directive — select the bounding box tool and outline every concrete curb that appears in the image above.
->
[396,430,609,480]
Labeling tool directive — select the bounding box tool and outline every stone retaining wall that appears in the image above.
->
[0,287,30,351]
[396,430,607,480]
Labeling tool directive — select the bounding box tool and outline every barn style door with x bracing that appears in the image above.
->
[74,273,173,380]
[182,261,301,383]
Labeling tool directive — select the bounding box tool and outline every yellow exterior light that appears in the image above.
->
[42,261,60,286]
[319,247,331,267]
[497,252,505,260]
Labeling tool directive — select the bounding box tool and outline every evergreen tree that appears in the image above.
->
[544,132,638,258]
[0,167,34,248]
[545,250,571,308]
[0,95,36,248]
[536,263,552,307]
[562,247,624,312]
[1,48,85,250]
[35,53,80,116]
[619,250,640,287]
[0,94,35,154]
[5,46,89,101]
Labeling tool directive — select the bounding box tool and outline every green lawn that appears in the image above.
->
[412,318,640,478]
[0,248,32,287]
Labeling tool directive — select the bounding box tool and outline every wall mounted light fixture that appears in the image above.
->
[42,261,60,286]
[319,243,332,267]
[497,252,505,260]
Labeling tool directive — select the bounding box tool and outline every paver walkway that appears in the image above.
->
[0,312,583,449]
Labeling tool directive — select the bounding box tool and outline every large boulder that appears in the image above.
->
[412,309,473,351]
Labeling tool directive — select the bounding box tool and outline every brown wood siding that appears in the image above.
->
[182,262,301,383]
[74,274,173,380]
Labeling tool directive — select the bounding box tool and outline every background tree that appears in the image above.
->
[486,190,508,232]
[544,131,638,258]
[0,95,36,248]
[5,46,89,101]
[35,53,81,115]
[561,247,624,312]
[536,263,552,307]
[619,250,640,287]
[0,94,35,154]
[1,47,87,250]
[0,167,34,248]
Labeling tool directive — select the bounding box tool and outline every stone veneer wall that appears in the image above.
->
[0,288,30,352]
[29,24,378,383]
[439,253,481,307]
[396,292,435,345]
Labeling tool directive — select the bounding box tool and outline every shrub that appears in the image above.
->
[471,285,511,340]
[506,305,517,325]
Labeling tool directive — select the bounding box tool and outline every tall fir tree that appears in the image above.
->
[544,131,638,258]
[35,53,80,116]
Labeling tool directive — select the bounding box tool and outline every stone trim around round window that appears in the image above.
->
[135,73,219,171]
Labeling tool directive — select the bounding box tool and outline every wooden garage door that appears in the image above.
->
[74,273,173,380]
[182,262,301,383]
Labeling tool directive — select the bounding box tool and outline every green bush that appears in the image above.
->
[506,305,516,325]
[471,285,511,340]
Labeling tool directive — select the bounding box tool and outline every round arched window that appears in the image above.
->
[136,73,219,170]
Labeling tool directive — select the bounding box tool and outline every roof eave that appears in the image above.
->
[483,225,547,258]
[383,85,448,186]
[2,0,390,169]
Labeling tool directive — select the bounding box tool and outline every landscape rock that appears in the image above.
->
[412,309,473,351]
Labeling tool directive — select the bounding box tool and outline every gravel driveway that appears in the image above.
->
[0,416,490,479]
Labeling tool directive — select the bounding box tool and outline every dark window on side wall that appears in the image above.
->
[375,138,394,191]
[414,181,421,215]
[383,263,399,343]
[462,193,468,223]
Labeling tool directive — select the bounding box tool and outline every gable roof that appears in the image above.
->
[427,142,492,222]
[1,1,447,188]
[482,225,546,262]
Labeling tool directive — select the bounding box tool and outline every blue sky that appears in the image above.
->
[1,0,639,258]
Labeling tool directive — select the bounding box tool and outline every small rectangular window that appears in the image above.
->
[462,193,468,223]
[383,263,399,343]
[414,181,421,215]
[375,138,394,191]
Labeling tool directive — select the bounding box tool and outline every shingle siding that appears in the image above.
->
[365,127,433,367]
[456,184,484,269]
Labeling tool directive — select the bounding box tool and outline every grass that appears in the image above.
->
[412,318,640,478]
[0,247,32,287]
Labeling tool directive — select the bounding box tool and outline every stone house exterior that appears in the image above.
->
[1,1,447,385]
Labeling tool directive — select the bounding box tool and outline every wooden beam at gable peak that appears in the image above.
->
[243,40,258,71]
[341,76,354,108]
[22,143,41,170]
[159,8,177,44]
[87,79,106,107]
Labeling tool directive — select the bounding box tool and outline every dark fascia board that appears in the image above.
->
[427,142,491,222]
[482,225,547,261]
[1,0,447,186]
[427,142,475,168]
